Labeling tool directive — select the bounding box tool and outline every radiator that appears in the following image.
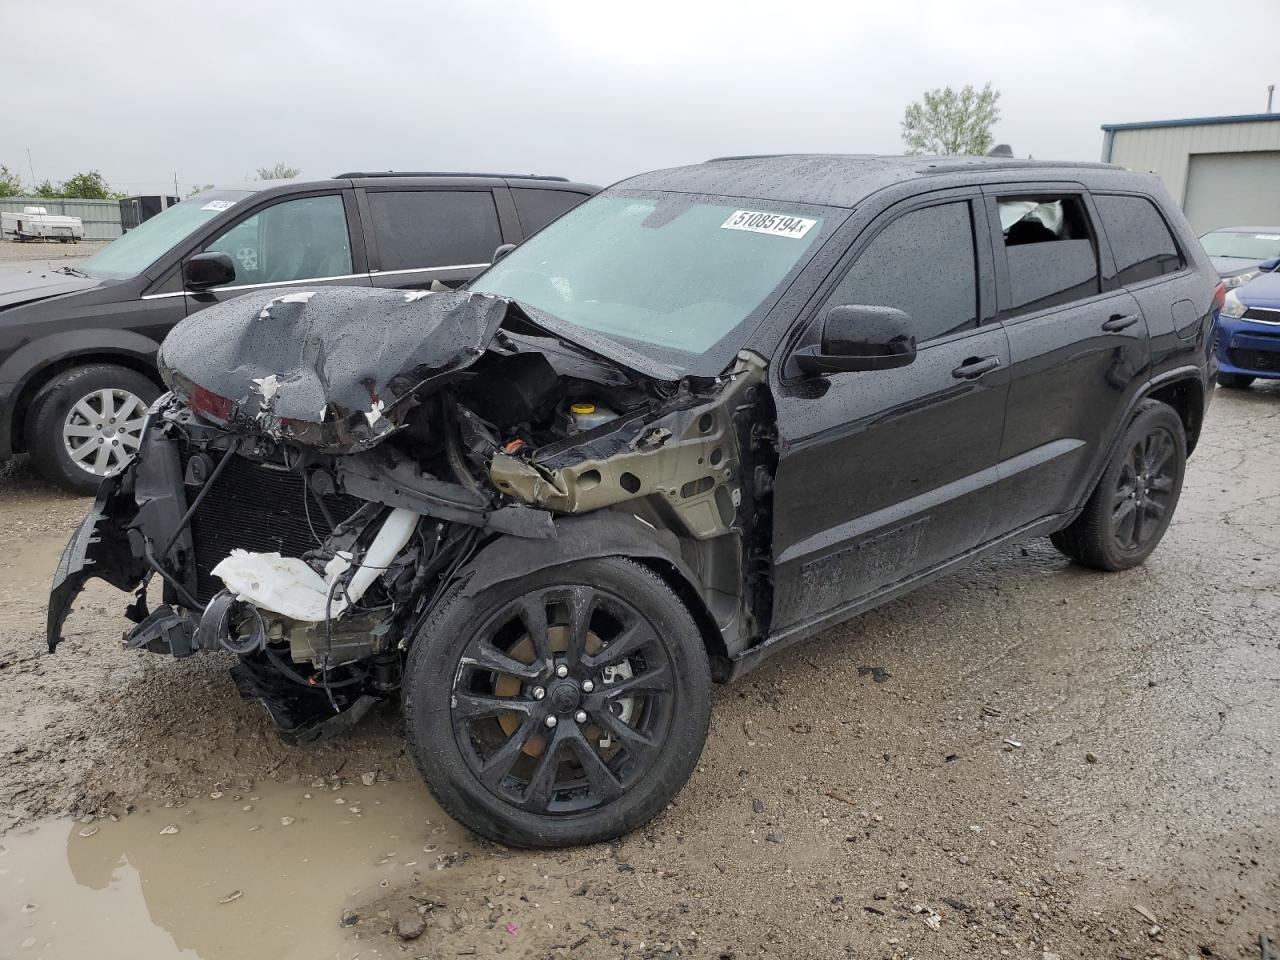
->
[186,454,363,604]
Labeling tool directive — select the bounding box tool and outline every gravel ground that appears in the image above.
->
[1,382,1277,959]
[0,237,109,268]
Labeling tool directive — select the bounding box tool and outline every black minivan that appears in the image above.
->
[0,172,596,492]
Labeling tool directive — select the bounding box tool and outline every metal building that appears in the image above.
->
[1100,113,1280,235]
[0,197,122,239]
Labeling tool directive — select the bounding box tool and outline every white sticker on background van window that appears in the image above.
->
[720,210,816,239]
[201,200,236,212]
[1255,234,1280,241]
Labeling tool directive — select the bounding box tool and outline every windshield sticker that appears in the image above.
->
[721,210,816,239]
[201,200,237,212]
[1254,234,1280,241]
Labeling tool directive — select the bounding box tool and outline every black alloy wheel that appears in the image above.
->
[1050,399,1186,571]
[1110,425,1178,553]
[452,584,675,816]
[404,557,711,847]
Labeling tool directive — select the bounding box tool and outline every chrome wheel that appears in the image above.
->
[61,388,146,477]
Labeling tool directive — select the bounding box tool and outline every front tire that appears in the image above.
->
[25,364,159,495]
[1217,373,1255,390]
[1050,399,1186,571]
[403,557,711,848]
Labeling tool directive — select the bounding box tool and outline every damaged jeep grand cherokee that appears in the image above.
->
[48,155,1217,847]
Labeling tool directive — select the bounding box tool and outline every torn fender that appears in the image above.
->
[455,511,699,601]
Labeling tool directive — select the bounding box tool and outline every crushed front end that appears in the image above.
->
[47,284,774,743]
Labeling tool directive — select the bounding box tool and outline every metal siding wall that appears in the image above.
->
[1106,120,1280,209]
[0,197,122,239]
[1183,152,1280,233]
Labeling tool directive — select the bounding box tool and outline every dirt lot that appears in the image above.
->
[2,382,1278,960]
[0,237,109,268]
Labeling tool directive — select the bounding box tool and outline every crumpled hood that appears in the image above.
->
[158,286,510,452]
[0,266,102,310]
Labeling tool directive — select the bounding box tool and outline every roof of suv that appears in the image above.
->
[617,153,1126,209]
[226,172,598,202]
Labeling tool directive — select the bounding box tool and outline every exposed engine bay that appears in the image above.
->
[47,286,777,742]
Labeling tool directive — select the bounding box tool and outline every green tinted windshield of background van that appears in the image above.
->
[80,193,252,280]
[472,194,824,356]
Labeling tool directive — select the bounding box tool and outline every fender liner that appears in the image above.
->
[452,510,731,677]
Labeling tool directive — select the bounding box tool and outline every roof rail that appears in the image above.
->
[333,170,570,182]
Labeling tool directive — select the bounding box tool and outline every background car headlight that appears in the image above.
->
[1223,271,1259,289]
[1221,289,1247,318]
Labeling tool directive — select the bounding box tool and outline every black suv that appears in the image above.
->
[49,155,1217,848]
[0,172,596,492]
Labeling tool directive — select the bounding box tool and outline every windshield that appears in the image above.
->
[471,192,831,374]
[80,191,255,279]
[1199,230,1280,261]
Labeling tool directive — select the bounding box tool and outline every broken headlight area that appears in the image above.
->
[46,285,774,742]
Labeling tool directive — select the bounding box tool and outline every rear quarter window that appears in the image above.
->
[511,188,591,236]
[366,190,501,271]
[1093,194,1184,285]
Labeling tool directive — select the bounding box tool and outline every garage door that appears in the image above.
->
[1183,151,1280,234]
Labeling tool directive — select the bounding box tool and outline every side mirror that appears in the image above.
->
[1259,257,1280,273]
[793,304,917,375]
[492,243,516,264]
[184,252,236,290]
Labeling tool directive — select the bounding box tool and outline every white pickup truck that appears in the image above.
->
[1,206,85,242]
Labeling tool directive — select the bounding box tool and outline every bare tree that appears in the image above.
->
[901,83,1001,156]
[256,163,301,180]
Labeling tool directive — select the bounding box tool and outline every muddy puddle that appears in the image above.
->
[1,778,475,959]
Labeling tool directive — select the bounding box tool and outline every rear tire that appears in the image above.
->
[403,556,711,848]
[25,364,159,495]
[1217,373,1255,390]
[1050,399,1186,571]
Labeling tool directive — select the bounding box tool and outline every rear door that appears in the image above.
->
[186,189,369,308]
[769,191,1009,634]
[1091,192,1205,362]
[360,188,504,291]
[984,185,1149,535]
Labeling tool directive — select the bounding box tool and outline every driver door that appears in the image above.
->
[184,191,369,310]
[768,193,1010,636]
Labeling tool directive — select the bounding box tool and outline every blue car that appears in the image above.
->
[1217,259,1280,388]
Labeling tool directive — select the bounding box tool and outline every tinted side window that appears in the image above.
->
[367,190,501,271]
[1094,194,1183,285]
[204,194,352,287]
[512,188,589,235]
[824,201,978,342]
[998,195,1099,315]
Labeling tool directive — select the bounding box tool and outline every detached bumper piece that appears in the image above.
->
[47,474,148,652]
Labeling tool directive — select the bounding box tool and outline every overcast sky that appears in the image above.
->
[5,0,1278,196]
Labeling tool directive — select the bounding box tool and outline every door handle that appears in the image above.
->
[951,356,1001,380]
[1102,313,1139,332]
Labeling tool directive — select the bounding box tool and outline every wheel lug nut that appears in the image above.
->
[532,686,545,700]
[574,710,587,724]
[544,715,557,728]
[556,664,569,678]
[582,680,594,693]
